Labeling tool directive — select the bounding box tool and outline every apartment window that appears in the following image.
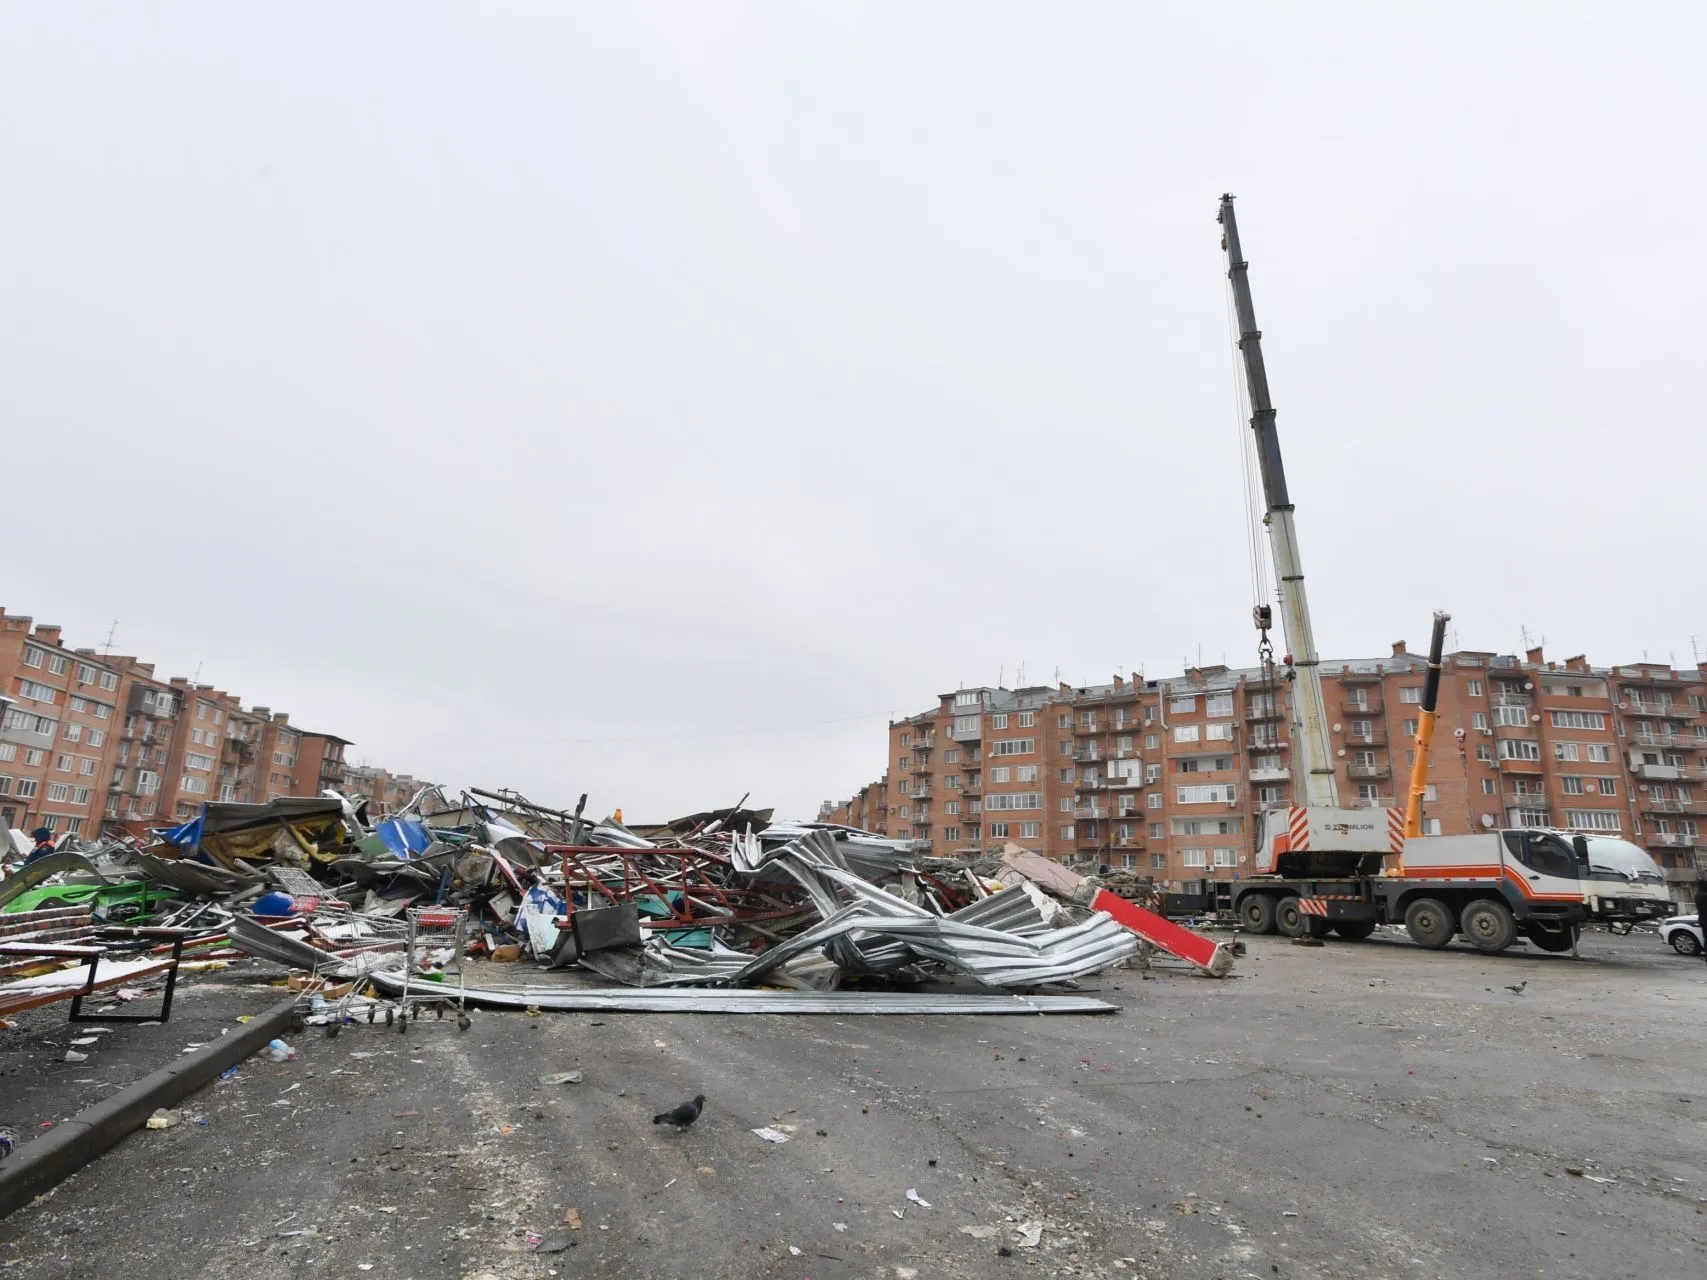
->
[989,822,1009,839]
[71,786,90,806]
[1145,763,1163,783]
[1554,742,1580,761]
[1481,778,1496,795]
[1151,852,1167,869]
[989,766,1010,783]
[0,777,9,795]
[1561,777,1585,795]
[1017,711,1035,728]
[954,691,980,709]
[1212,848,1237,867]
[990,714,1009,730]
[274,752,297,767]
[1175,817,1241,836]
[74,663,96,685]
[898,756,911,770]
[1402,719,1419,736]
[1016,765,1038,782]
[1357,783,1381,802]
[943,748,960,764]
[99,671,117,691]
[1061,825,1076,840]
[1351,749,1376,768]
[1149,822,1165,839]
[1060,797,1073,812]
[1424,784,1438,802]
[47,654,68,676]
[983,793,1041,811]
[1586,744,1613,763]
[1420,818,1442,836]
[219,784,237,802]
[1467,680,1483,697]
[1566,810,1621,833]
[1206,692,1234,718]
[1077,710,1096,729]
[47,782,70,803]
[1498,739,1541,761]
[1206,722,1234,741]
[54,753,71,772]
[945,775,961,790]
[1059,767,1074,783]
[1144,734,1160,750]
[68,696,88,714]
[92,702,109,719]
[1493,705,1529,728]
[1349,719,1373,740]
[1058,740,1074,756]
[1182,848,1208,868]
[1174,725,1200,744]
[63,722,81,743]
[1117,735,1133,751]
[15,779,38,798]
[1258,784,1282,804]
[184,752,214,772]
[1176,784,1236,805]
[1551,711,1606,731]
[898,732,909,746]
[1147,792,1162,809]
[25,749,44,767]
[18,680,57,704]
[21,646,45,669]
[1055,713,1072,729]
[197,702,209,720]
[1019,822,1041,840]
[944,801,960,815]
[1470,712,1488,731]
[990,738,1035,756]
[943,826,961,842]
[1591,777,1618,796]
[78,758,95,776]
[1170,696,1197,714]
[1476,745,1493,762]
[0,745,12,762]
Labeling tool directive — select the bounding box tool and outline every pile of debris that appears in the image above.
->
[3,786,1232,1018]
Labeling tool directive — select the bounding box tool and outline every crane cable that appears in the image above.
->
[1224,278,1271,616]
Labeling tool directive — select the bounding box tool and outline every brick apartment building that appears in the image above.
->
[340,765,432,818]
[821,643,1707,900]
[0,607,406,839]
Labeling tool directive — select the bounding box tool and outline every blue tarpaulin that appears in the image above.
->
[156,810,205,848]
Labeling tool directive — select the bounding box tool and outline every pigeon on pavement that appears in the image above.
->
[1504,981,1527,995]
[653,1095,705,1128]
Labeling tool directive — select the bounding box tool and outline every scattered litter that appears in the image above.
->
[751,1127,791,1144]
[1583,1175,1615,1185]
[265,1039,296,1062]
[1014,1221,1044,1248]
[539,1071,584,1085]
[905,1188,932,1208]
[70,1036,100,1047]
[833,1223,848,1232]
[63,1050,88,1063]
[145,1109,183,1131]
[958,1225,997,1239]
[787,1246,802,1257]
[563,1209,583,1229]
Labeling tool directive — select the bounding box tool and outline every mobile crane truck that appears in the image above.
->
[1211,195,1673,953]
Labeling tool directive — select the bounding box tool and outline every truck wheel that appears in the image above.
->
[1333,920,1377,941]
[1404,897,1455,949]
[1239,895,1277,936]
[1275,896,1308,938]
[1526,925,1578,953]
[1460,898,1517,953]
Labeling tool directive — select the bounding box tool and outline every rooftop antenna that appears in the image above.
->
[192,661,203,684]
[101,620,118,656]
[998,664,1005,688]
[1692,635,1702,665]
[1519,624,1532,651]
[1016,663,1025,686]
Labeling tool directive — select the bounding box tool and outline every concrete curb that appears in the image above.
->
[0,995,301,1221]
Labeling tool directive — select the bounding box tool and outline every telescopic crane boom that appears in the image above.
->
[1217,194,1339,809]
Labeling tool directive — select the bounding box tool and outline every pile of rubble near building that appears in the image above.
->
[1,787,1231,1019]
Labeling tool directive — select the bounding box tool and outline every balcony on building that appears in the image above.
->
[1619,667,1690,689]
[949,718,981,743]
[1347,763,1392,780]
[1074,745,1102,762]
[1336,667,1382,684]
[1340,700,1383,717]
[1495,754,1546,775]
[1249,765,1290,782]
[1632,760,1689,781]
[1246,704,1284,722]
[1075,805,1107,821]
[1625,699,1692,719]
[126,686,177,720]
[1642,797,1704,816]
[911,759,934,774]
[1648,831,1698,848]
[909,785,930,800]
[1631,730,1695,749]
[1107,773,1143,788]
[1342,730,1387,747]
[1350,794,1397,809]
[961,777,981,795]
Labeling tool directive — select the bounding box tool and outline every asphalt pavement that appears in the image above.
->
[2,928,1704,1280]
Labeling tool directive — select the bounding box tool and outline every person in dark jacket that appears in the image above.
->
[1695,876,1707,967]
[22,827,56,866]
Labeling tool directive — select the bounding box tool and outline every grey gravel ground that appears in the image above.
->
[2,928,1704,1279]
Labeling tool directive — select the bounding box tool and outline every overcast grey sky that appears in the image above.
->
[3,4,1702,820]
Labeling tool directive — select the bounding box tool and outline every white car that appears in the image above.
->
[1658,914,1703,956]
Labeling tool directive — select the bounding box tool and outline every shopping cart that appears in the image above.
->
[395,905,470,1033]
